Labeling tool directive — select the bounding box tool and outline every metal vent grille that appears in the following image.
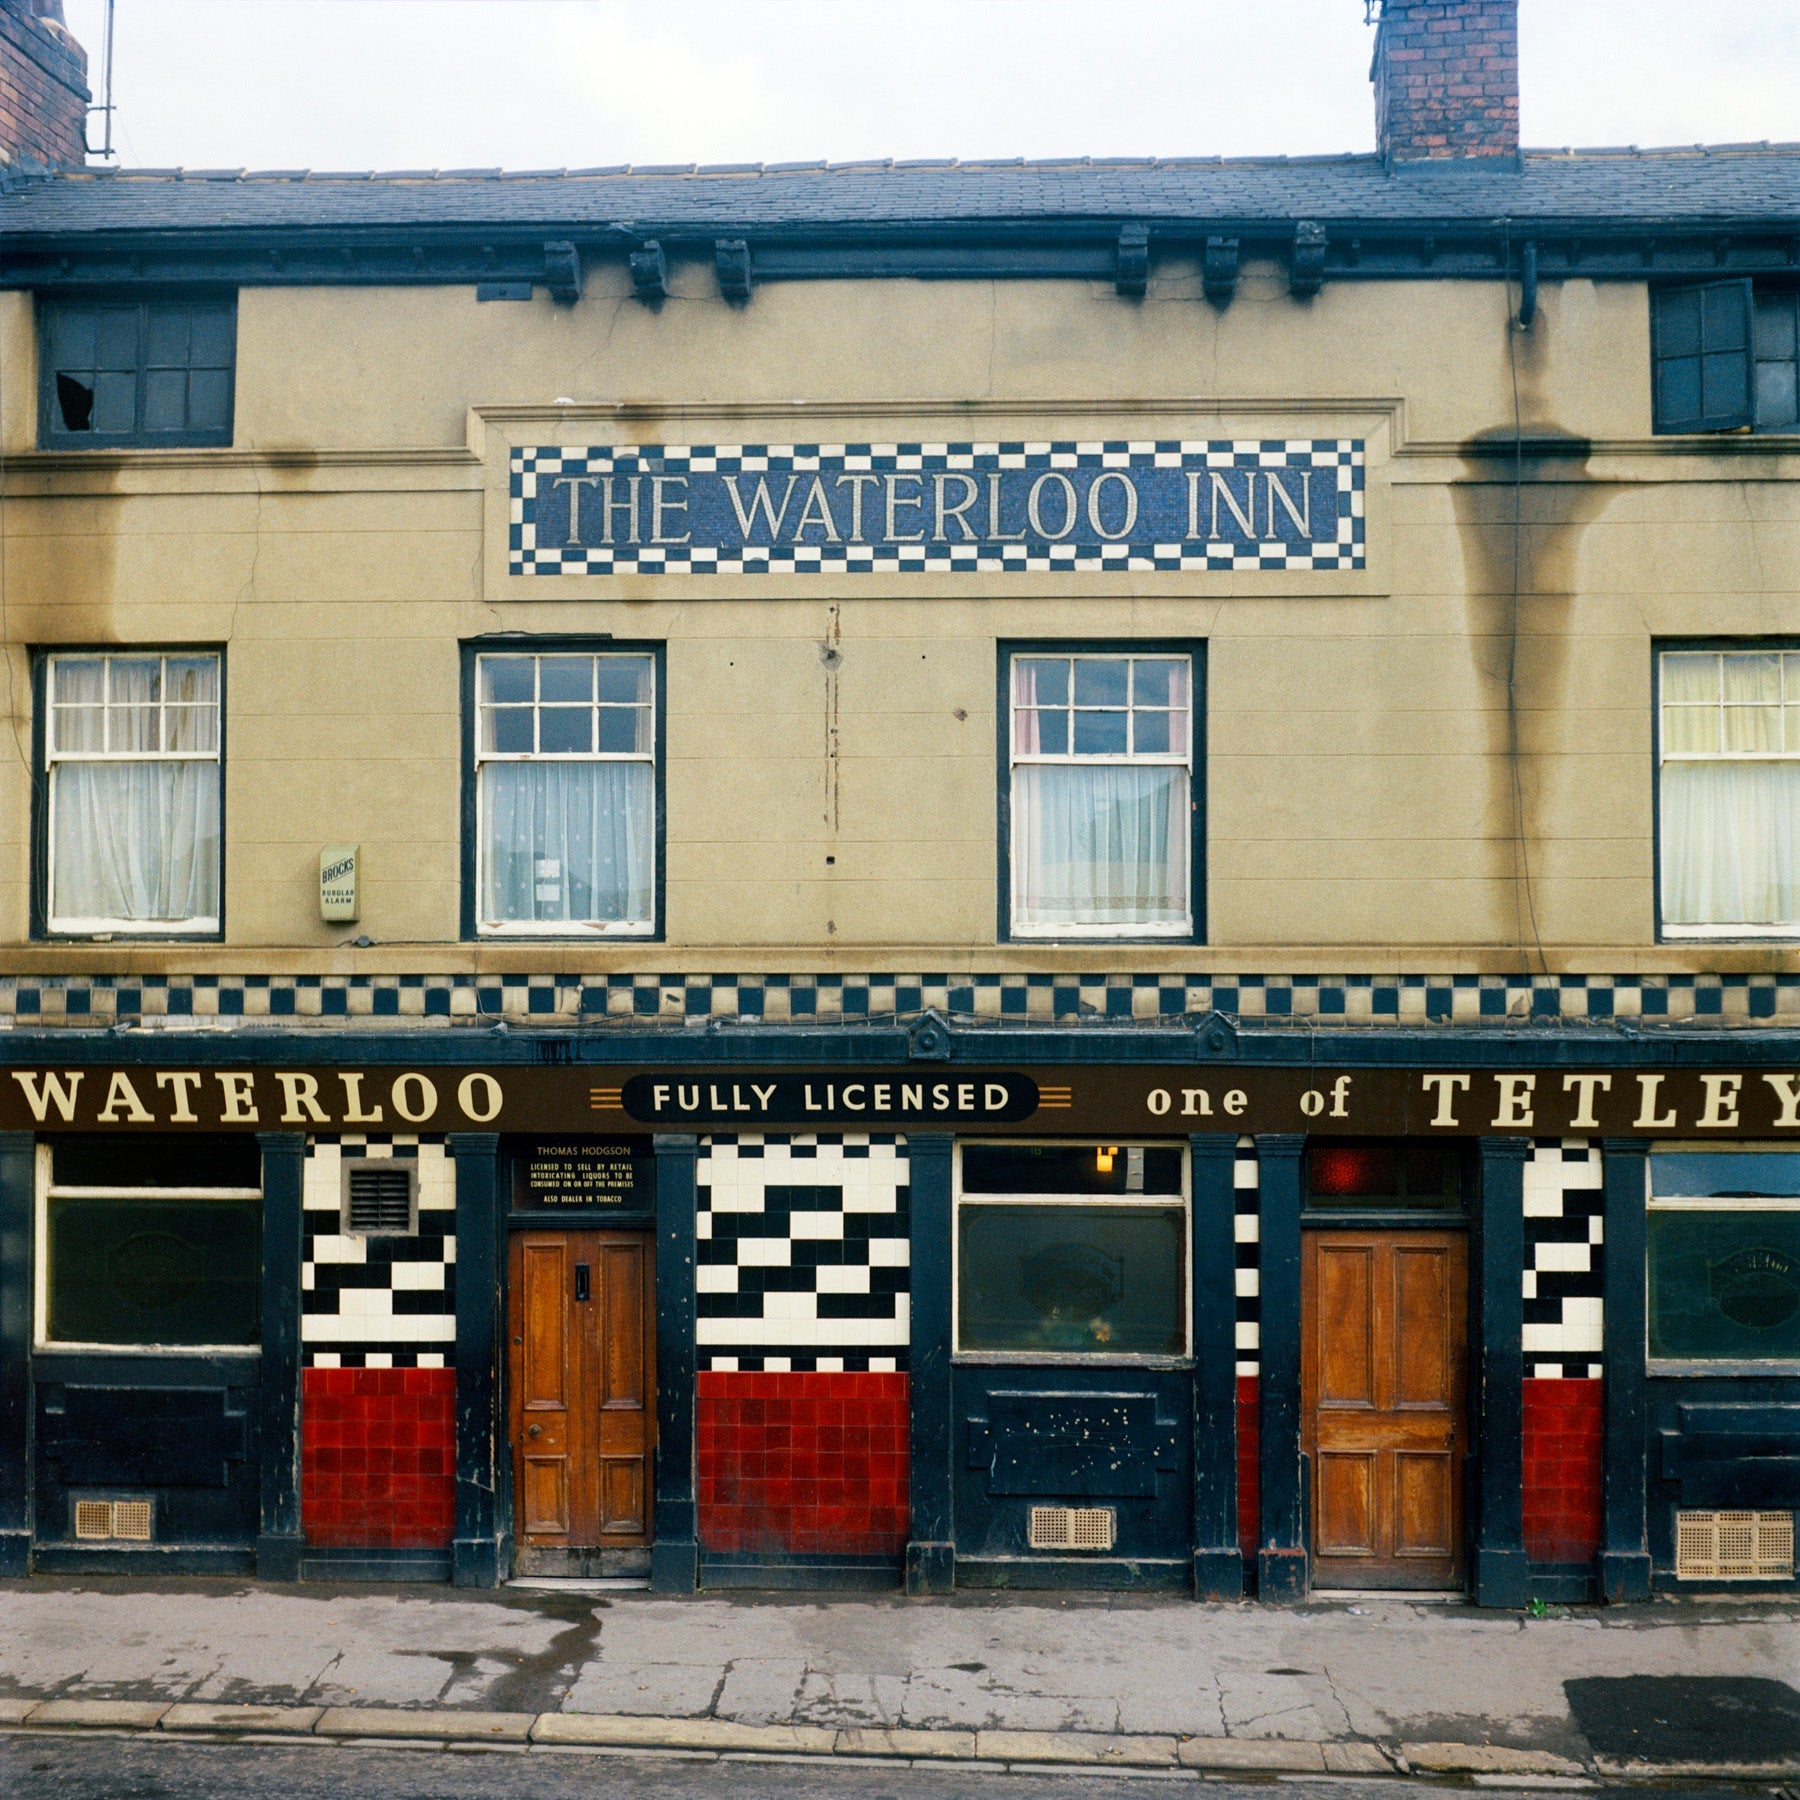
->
[345,1162,416,1236]
[73,1498,153,1542]
[1028,1505,1116,1551]
[1675,1509,1795,1580]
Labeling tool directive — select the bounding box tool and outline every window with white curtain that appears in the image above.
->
[43,651,222,936]
[1659,647,1800,936]
[1006,650,1194,937]
[474,650,657,935]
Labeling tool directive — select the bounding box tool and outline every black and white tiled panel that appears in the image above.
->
[301,1136,456,1369]
[2,971,1795,1027]
[1523,1139,1604,1380]
[697,1133,908,1373]
[1235,1138,1260,1379]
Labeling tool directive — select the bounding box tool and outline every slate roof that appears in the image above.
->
[2,144,1798,239]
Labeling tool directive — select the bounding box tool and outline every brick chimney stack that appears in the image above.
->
[0,0,90,170]
[1371,0,1519,164]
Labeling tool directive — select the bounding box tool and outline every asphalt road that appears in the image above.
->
[0,1737,1781,1800]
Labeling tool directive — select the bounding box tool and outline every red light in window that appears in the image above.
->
[1309,1145,1397,1198]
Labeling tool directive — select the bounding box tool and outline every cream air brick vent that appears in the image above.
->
[1675,1509,1794,1580]
[344,1161,417,1236]
[73,1498,154,1542]
[1028,1505,1116,1551]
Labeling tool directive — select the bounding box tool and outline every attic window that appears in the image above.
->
[39,295,237,449]
[1653,280,1800,435]
[343,1160,418,1236]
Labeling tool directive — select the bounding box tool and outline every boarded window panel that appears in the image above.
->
[143,368,188,433]
[188,368,233,432]
[91,370,137,434]
[51,1132,260,1189]
[1653,280,1753,434]
[1754,291,1800,430]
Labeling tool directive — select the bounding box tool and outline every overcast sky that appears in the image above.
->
[56,0,1800,171]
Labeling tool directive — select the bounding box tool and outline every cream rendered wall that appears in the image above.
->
[3,261,1798,976]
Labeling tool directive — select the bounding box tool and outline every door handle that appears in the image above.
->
[575,1263,591,1303]
[527,1424,542,1439]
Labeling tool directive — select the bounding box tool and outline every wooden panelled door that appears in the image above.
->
[1302,1230,1468,1589]
[508,1231,655,1551]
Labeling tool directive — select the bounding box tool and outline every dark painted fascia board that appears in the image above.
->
[5,217,1800,292]
[3,1019,1800,1071]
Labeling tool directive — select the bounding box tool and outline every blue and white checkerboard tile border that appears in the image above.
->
[3,971,1796,1027]
[508,439,1364,575]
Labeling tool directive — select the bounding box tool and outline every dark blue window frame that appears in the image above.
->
[37,292,237,450]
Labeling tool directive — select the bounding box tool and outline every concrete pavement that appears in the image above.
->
[2,1579,1798,1778]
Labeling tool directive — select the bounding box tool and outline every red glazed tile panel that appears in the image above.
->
[301,1367,455,1549]
[698,1371,908,1556]
[1237,1375,1260,1561]
[1522,1377,1602,1564]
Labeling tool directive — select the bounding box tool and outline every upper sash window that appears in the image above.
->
[473,649,658,936]
[1005,650,1196,938]
[1659,647,1800,936]
[41,651,223,937]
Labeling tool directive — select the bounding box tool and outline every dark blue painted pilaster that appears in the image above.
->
[1255,1133,1306,1600]
[905,1132,954,1595]
[1474,1136,1530,1608]
[1599,1138,1651,1602]
[652,1133,698,1594]
[0,1132,33,1576]
[450,1132,504,1587]
[256,1132,305,1581]
[1191,1133,1242,1599]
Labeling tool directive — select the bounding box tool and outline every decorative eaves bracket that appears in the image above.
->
[630,239,668,303]
[715,238,752,303]
[1115,222,1149,298]
[1203,236,1239,308]
[543,239,581,305]
[1290,220,1327,298]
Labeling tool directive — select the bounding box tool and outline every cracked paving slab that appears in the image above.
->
[4,1582,1796,1756]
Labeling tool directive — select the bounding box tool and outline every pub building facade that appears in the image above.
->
[0,0,1797,1603]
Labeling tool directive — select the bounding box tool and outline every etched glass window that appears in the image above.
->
[475,651,656,934]
[1648,1152,1800,1363]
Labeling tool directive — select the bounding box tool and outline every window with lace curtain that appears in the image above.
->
[1658,647,1800,937]
[469,646,660,937]
[38,651,223,937]
[1000,646,1200,939]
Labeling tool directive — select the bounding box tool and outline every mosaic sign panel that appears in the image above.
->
[509,439,1365,575]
